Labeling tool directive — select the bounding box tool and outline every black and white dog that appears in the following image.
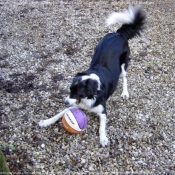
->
[39,6,146,147]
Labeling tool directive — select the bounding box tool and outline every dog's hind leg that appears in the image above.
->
[121,63,129,99]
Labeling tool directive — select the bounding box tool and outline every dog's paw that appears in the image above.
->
[100,135,109,147]
[38,120,49,127]
[121,91,129,99]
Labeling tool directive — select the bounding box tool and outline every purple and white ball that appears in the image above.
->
[62,108,88,134]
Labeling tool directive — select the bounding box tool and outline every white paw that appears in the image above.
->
[100,135,109,147]
[121,91,129,99]
[38,120,50,127]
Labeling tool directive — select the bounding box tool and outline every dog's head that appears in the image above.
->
[70,76,99,103]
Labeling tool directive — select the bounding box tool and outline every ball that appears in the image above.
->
[62,108,88,134]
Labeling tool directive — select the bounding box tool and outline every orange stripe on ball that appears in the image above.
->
[62,115,81,134]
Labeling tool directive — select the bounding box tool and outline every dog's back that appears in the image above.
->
[89,33,128,97]
[90,33,128,70]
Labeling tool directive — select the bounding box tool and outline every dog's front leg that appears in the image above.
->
[39,95,79,127]
[38,107,73,127]
[90,104,109,147]
[98,113,109,147]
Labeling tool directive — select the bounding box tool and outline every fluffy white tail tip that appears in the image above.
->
[105,5,137,26]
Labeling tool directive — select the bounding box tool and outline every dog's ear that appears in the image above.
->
[86,79,98,99]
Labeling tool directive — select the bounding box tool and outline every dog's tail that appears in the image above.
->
[105,5,146,40]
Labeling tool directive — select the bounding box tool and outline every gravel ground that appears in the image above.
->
[0,0,175,174]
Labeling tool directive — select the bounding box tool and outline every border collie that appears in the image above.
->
[39,6,146,147]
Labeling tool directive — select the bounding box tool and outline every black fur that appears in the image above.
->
[70,78,98,100]
[117,6,146,40]
[69,6,146,109]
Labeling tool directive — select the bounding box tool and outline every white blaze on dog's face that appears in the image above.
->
[65,74,101,105]
[70,78,98,101]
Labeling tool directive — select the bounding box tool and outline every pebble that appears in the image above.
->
[41,144,45,148]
